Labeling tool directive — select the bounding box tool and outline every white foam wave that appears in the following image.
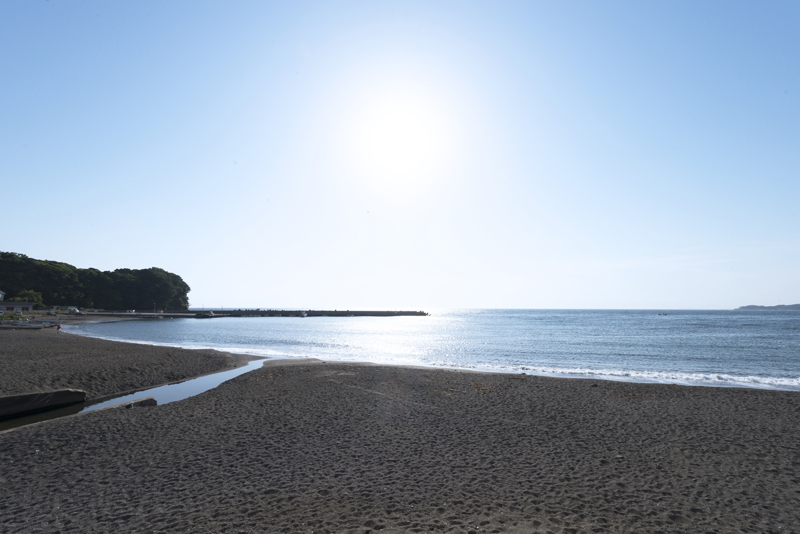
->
[65,325,800,391]
[425,361,800,390]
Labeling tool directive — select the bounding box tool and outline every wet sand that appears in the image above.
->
[0,327,252,400]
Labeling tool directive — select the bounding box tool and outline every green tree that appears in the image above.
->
[8,290,45,307]
[0,252,191,310]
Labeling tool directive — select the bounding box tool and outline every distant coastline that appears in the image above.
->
[736,304,800,311]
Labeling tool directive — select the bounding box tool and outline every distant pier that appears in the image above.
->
[83,310,429,319]
[221,310,429,318]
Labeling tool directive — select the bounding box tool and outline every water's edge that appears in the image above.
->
[63,318,800,392]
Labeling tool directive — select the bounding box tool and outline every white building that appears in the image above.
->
[1,302,35,312]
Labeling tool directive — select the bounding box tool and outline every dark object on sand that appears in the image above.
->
[123,397,157,409]
[0,389,86,420]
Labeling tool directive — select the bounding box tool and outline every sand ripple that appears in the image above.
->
[2,359,799,532]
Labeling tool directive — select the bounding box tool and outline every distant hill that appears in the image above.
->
[736,304,800,311]
[0,252,190,310]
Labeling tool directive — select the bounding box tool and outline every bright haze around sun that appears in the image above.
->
[347,87,451,196]
[2,1,798,310]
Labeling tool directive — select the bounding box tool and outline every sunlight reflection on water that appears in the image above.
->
[67,310,800,390]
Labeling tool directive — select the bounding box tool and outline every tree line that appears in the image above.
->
[0,252,190,310]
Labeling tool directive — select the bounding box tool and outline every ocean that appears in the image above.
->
[66,309,800,391]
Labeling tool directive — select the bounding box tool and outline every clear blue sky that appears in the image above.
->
[2,1,798,309]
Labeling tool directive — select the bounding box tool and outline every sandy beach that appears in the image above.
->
[0,327,253,400]
[1,331,799,533]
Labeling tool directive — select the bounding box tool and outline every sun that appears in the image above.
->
[349,92,448,193]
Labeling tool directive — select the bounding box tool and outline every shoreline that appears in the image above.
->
[65,319,800,392]
[1,351,798,532]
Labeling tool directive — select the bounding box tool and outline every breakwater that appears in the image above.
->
[224,309,428,317]
[79,310,428,320]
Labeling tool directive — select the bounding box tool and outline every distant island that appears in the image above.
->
[736,304,800,311]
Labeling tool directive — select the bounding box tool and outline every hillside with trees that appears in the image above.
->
[736,304,800,311]
[0,252,190,310]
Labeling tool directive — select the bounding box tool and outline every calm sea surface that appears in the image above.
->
[66,309,800,391]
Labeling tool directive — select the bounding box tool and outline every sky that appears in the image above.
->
[2,1,798,310]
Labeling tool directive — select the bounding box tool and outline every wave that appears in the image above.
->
[65,323,800,391]
[424,360,800,390]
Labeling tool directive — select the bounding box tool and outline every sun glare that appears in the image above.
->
[349,92,448,193]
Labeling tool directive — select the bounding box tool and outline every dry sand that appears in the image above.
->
[1,333,800,533]
[0,327,252,400]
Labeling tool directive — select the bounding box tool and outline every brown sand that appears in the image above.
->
[0,328,252,400]
[2,342,800,533]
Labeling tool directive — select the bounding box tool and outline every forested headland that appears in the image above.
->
[0,252,190,310]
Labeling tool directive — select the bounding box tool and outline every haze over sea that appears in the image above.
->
[67,309,800,391]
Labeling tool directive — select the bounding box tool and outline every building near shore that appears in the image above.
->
[1,302,35,312]
[0,290,5,301]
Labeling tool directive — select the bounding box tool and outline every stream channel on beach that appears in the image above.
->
[5,308,797,431]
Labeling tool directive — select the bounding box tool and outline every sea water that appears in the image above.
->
[66,309,800,391]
